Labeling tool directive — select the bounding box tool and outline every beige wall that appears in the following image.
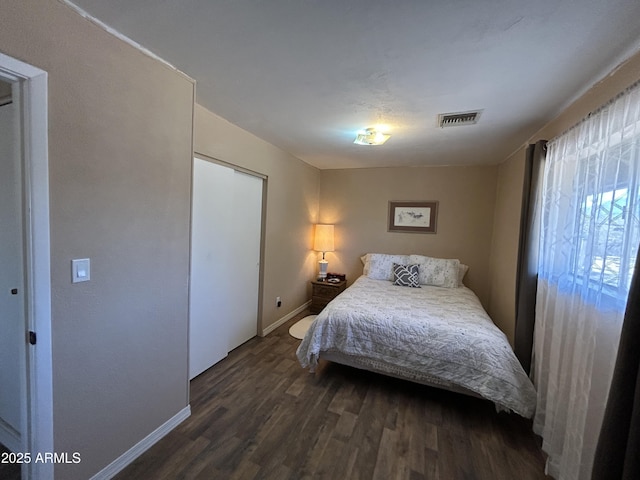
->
[194,104,321,332]
[488,49,640,346]
[1,1,194,478]
[487,155,525,343]
[319,166,498,307]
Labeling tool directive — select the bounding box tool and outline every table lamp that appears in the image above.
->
[313,224,334,281]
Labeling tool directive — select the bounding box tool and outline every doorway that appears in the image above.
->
[0,53,52,480]
[0,79,24,479]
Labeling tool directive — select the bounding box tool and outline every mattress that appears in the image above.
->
[296,275,536,417]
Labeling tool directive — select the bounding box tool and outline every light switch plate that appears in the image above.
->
[71,258,90,283]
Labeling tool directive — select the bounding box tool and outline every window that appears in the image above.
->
[579,186,638,290]
[542,100,640,308]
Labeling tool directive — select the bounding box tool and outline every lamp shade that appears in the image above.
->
[313,224,334,252]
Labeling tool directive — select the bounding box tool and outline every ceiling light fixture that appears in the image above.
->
[354,127,391,146]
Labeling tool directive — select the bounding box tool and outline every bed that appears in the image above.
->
[296,254,537,418]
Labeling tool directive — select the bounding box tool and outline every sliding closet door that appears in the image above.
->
[189,159,234,379]
[189,158,263,380]
[229,170,262,349]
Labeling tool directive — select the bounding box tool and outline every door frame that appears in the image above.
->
[0,53,53,480]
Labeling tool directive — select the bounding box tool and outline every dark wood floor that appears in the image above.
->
[116,311,549,480]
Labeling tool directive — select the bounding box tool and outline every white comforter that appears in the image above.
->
[296,276,536,417]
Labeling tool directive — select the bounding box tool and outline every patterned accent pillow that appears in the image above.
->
[393,263,421,288]
[408,255,460,288]
[363,253,410,280]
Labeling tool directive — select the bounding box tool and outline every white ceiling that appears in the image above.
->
[68,0,640,169]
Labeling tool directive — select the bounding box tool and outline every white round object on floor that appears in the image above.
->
[289,315,317,339]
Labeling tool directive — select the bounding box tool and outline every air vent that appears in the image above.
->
[438,110,482,128]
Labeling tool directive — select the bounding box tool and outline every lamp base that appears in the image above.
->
[318,259,328,280]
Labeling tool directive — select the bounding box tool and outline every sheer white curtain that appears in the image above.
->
[533,82,640,480]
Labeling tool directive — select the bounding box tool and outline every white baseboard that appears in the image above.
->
[90,405,191,480]
[261,300,311,336]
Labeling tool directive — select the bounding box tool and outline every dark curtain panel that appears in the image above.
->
[514,140,547,374]
[592,250,640,480]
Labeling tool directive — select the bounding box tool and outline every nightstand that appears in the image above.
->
[310,280,346,314]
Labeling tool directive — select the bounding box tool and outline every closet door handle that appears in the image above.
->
[11,288,18,295]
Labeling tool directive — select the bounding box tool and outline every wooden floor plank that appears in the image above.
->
[323,437,359,480]
[372,427,399,480]
[294,411,340,479]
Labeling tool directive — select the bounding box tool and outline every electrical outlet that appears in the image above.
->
[276,296,282,308]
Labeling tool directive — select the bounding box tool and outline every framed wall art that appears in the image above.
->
[388,201,438,233]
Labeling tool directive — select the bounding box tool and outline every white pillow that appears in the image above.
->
[458,264,469,286]
[408,255,460,288]
[362,253,410,281]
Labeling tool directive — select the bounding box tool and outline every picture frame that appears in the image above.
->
[388,201,438,233]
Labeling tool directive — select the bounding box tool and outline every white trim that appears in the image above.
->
[0,52,52,480]
[261,301,311,336]
[193,152,268,180]
[89,406,191,480]
[60,1,194,83]
[559,39,640,118]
